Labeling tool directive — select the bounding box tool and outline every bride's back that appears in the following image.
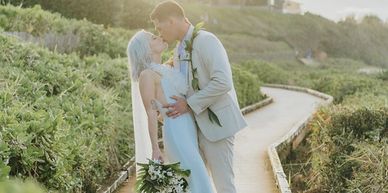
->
[139,68,169,107]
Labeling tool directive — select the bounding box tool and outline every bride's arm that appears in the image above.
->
[139,69,163,161]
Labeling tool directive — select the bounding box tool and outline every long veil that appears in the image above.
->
[131,77,152,167]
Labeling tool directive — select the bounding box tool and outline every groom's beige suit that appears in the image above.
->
[173,25,247,193]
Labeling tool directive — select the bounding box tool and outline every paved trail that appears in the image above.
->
[116,87,325,193]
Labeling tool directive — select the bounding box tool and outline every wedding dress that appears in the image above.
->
[133,63,214,193]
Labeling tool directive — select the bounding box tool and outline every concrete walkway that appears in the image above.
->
[116,86,325,193]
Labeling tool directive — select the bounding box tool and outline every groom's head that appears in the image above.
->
[150,1,189,44]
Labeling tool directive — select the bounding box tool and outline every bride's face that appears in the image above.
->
[149,33,168,54]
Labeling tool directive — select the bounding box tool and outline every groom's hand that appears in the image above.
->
[164,95,191,118]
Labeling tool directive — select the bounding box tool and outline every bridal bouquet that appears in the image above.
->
[135,159,191,193]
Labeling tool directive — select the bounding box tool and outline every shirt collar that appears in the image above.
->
[179,25,194,47]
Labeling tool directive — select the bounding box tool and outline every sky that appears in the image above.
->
[293,0,388,22]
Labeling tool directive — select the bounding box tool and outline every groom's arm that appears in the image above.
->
[186,33,233,115]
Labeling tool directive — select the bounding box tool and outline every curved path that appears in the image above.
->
[116,86,325,193]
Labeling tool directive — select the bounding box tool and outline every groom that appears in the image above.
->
[150,1,247,193]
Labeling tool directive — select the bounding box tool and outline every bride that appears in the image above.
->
[127,30,214,193]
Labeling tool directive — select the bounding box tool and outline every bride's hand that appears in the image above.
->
[152,148,164,163]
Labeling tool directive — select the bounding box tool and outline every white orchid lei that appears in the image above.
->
[181,22,222,127]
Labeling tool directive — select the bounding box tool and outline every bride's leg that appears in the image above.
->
[164,115,214,193]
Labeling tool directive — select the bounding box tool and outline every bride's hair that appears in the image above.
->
[127,30,152,81]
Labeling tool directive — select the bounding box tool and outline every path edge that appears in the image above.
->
[264,84,333,193]
[98,94,274,193]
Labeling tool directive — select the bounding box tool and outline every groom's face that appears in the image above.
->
[153,18,176,44]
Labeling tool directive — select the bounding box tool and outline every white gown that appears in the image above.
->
[149,63,214,193]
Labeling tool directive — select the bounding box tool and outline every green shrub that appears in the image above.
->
[1,0,152,29]
[342,91,388,109]
[0,34,133,192]
[0,4,133,57]
[238,60,290,84]
[346,141,387,193]
[231,65,264,107]
[378,69,388,81]
[0,178,47,193]
[306,106,388,192]
[311,74,379,103]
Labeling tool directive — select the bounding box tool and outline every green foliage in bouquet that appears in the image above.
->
[136,159,190,193]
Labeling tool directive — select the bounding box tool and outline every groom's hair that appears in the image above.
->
[150,0,186,22]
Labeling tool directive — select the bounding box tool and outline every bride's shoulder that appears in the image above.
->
[139,68,159,81]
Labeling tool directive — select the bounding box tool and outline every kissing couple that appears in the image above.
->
[127,1,247,193]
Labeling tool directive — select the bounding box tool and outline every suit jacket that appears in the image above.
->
[173,25,247,142]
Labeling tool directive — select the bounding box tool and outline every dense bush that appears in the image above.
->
[306,106,388,192]
[0,34,133,192]
[0,178,46,193]
[378,69,388,81]
[238,60,290,84]
[0,4,134,57]
[346,141,387,193]
[231,65,264,107]
[310,74,378,103]
[283,105,387,193]
[1,0,152,29]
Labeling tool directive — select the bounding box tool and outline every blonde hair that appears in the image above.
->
[150,0,186,22]
[127,30,152,81]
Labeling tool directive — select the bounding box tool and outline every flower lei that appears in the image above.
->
[181,22,222,127]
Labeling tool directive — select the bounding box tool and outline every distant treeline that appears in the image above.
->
[0,0,268,29]
[183,0,267,6]
[1,0,152,28]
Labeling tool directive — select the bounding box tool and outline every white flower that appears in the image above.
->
[148,165,156,174]
[174,184,184,193]
[153,159,162,164]
[170,177,180,185]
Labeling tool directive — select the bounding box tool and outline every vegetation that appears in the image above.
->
[174,4,388,67]
[0,4,263,192]
[268,58,388,193]
[0,178,46,193]
[237,55,387,193]
[231,65,265,107]
[1,0,152,29]
[2,2,388,66]
[0,34,133,192]
[1,1,387,192]
[284,105,387,193]
[0,4,135,57]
